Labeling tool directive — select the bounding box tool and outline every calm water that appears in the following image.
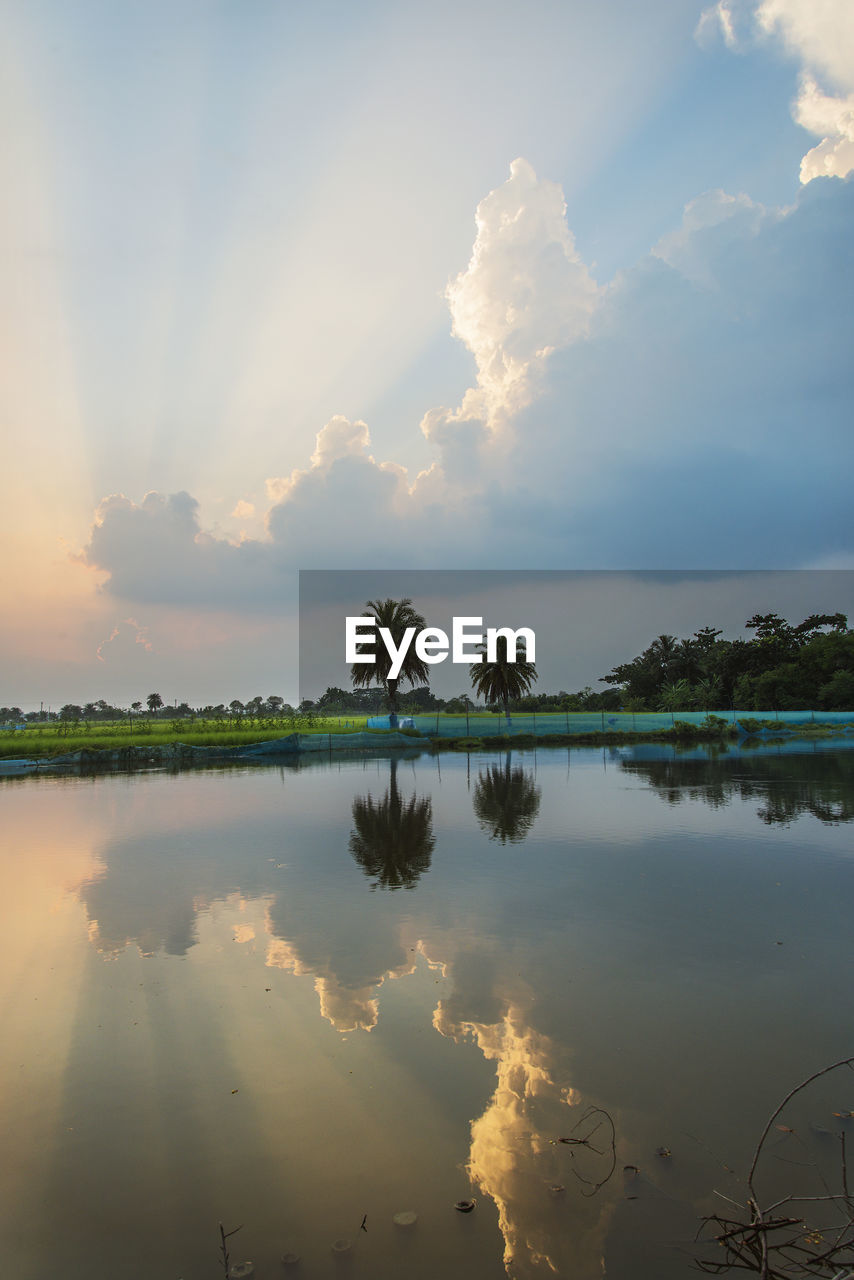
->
[2,741,854,1279]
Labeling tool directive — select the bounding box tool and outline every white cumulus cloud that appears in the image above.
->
[444,157,599,424]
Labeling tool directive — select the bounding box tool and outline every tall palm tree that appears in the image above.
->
[473,753,541,844]
[350,597,429,726]
[469,633,537,727]
[349,759,435,889]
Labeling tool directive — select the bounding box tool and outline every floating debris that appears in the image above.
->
[392,1210,417,1227]
[548,1185,566,1195]
[228,1265,254,1280]
[331,1238,352,1254]
[454,1199,476,1213]
[655,1146,672,1158]
[280,1251,300,1268]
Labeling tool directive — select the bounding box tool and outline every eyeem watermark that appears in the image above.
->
[346,616,536,680]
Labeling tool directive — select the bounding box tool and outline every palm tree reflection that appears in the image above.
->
[349,759,435,889]
[473,753,542,844]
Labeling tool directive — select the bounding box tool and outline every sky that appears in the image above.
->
[1,0,852,709]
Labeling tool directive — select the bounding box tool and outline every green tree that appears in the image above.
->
[146,693,163,716]
[658,679,692,712]
[350,598,430,727]
[469,633,538,726]
[818,669,854,710]
[694,676,723,712]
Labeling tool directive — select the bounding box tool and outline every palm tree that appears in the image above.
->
[469,633,537,728]
[350,597,429,727]
[146,693,163,716]
[658,678,692,712]
[473,753,541,844]
[349,760,435,889]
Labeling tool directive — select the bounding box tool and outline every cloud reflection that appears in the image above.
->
[435,1000,619,1278]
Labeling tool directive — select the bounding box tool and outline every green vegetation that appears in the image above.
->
[349,596,430,724]
[601,612,852,712]
[469,631,538,725]
[0,713,372,760]
[3,606,850,764]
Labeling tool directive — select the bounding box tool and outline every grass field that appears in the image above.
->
[0,715,372,759]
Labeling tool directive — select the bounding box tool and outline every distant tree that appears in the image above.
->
[350,598,430,727]
[266,696,284,716]
[694,676,723,711]
[469,633,537,726]
[658,679,692,712]
[229,700,245,719]
[146,693,163,716]
[819,669,854,710]
[131,701,142,714]
[399,684,441,712]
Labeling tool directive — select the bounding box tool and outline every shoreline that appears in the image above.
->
[1,720,851,777]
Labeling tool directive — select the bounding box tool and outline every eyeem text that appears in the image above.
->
[346,616,536,681]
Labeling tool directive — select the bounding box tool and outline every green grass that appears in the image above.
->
[0,715,372,759]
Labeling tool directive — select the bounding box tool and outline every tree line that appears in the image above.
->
[3,606,851,729]
[600,612,853,712]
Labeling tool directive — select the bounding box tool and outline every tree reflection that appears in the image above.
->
[473,753,542,844]
[349,758,435,889]
[621,750,854,825]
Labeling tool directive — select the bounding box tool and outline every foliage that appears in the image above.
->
[349,597,430,719]
[469,633,538,722]
[602,613,853,711]
[0,714,372,759]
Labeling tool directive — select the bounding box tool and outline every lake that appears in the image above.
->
[2,739,854,1279]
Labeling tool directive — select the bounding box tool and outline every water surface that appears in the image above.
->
[2,741,853,1279]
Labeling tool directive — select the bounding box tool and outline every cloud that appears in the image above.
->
[695,1,750,49]
[95,617,154,663]
[80,162,854,603]
[444,157,600,424]
[792,76,854,182]
[698,0,854,182]
[83,490,278,606]
[230,499,255,520]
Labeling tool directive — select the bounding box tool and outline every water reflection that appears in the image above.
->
[622,750,854,824]
[349,757,435,888]
[435,998,622,1280]
[473,753,542,844]
[5,745,854,1279]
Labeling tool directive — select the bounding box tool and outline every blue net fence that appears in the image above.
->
[366,710,854,738]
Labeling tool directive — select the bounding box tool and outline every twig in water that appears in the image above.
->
[218,1221,243,1278]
